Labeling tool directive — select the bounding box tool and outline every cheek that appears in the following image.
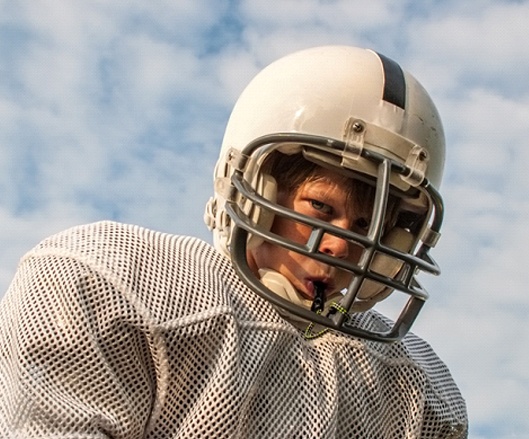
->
[271,215,311,243]
[249,242,296,281]
[271,191,306,239]
[273,214,363,260]
[335,269,353,288]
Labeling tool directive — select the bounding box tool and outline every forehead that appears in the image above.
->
[296,168,358,204]
[299,167,354,193]
[298,166,377,217]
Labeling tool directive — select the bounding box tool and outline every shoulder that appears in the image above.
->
[347,309,459,382]
[347,310,467,430]
[19,221,244,321]
[31,220,210,259]
[29,220,223,272]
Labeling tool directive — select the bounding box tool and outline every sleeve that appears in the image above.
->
[0,253,157,438]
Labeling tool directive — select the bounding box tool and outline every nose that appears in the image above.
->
[319,232,349,259]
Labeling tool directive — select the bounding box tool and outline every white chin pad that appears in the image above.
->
[355,227,415,307]
[258,269,312,309]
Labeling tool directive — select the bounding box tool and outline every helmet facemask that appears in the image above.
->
[204,46,446,342]
[221,133,443,342]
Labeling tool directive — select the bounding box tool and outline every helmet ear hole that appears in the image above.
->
[246,173,277,250]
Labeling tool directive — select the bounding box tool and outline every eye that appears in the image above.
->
[354,217,370,233]
[310,199,333,215]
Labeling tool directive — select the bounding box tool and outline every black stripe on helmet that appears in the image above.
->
[376,52,406,110]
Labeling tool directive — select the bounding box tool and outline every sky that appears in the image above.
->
[0,1,528,437]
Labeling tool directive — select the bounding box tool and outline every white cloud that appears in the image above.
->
[406,1,529,97]
[1,1,529,437]
[239,0,397,30]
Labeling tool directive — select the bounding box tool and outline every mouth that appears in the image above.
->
[311,280,327,312]
[303,277,334,300]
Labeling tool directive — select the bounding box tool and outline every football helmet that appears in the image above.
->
[205,46,445,342]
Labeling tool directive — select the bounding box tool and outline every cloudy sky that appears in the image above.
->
[1,1,528,437]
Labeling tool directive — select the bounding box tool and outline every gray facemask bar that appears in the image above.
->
[225,133,444,342]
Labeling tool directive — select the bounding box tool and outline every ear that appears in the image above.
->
[246,173,278,250]
[353,227,415,310]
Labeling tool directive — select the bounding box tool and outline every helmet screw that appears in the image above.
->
[352,121,364,133]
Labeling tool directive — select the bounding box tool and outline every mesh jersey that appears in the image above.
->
[0,221,467,438]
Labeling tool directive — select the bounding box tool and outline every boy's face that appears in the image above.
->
[247,167,369,302]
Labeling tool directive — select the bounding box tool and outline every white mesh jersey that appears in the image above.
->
[0,221,467,438]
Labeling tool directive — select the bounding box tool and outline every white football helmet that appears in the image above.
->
[205,46,445,342]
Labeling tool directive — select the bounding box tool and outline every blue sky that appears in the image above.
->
[1,1,528,437]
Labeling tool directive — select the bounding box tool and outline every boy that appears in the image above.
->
[0,46,467,437]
